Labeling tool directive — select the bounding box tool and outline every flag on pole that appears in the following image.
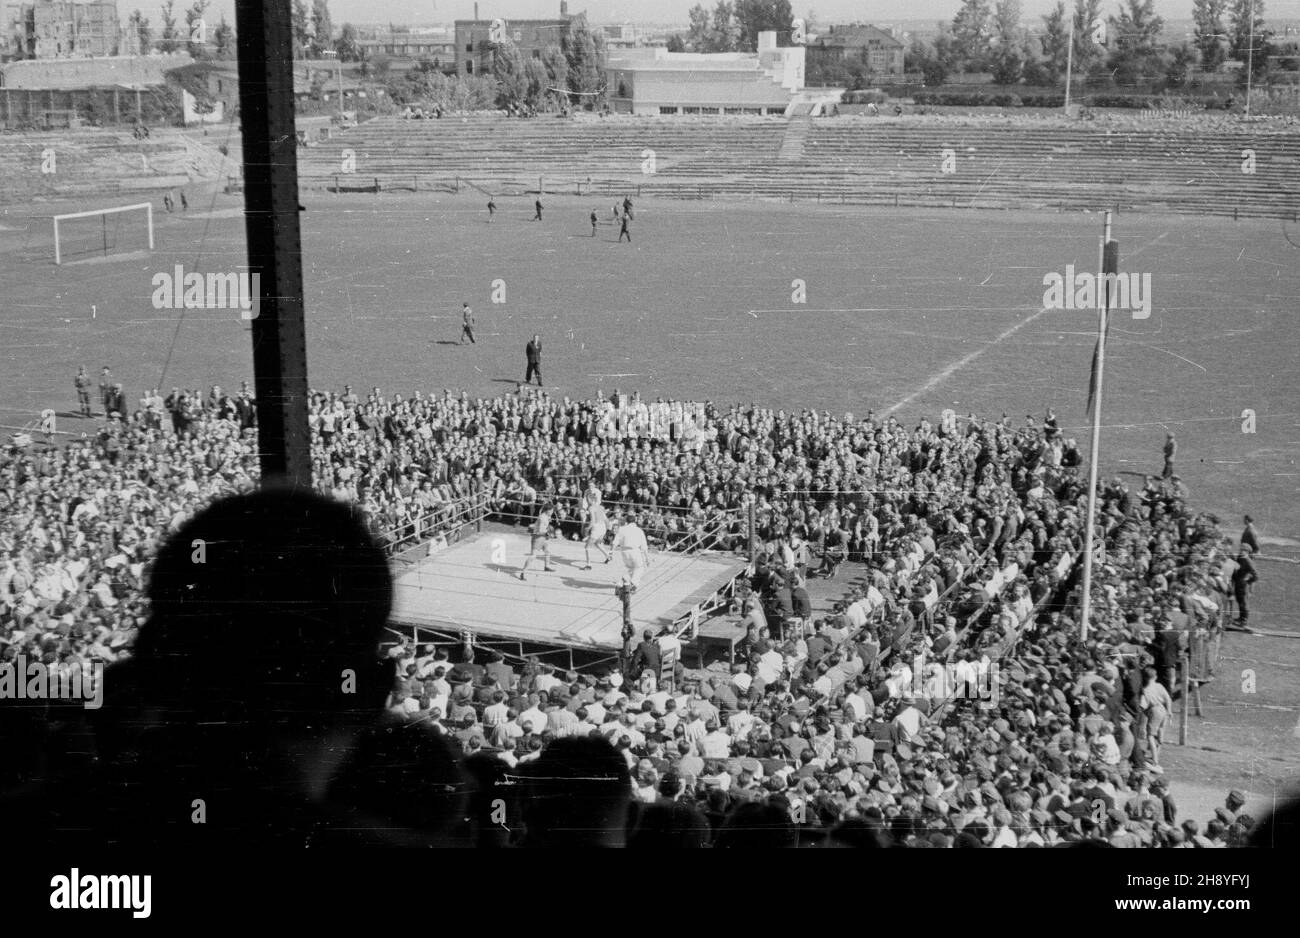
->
[1086,238,1120,419]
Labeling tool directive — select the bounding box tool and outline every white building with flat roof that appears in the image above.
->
[606,30,811,116]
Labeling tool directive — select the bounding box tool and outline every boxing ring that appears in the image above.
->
[390,529,746,653]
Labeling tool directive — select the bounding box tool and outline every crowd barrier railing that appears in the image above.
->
[378,491,492,555]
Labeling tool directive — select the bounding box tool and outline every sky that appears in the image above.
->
[174,0,1300,31]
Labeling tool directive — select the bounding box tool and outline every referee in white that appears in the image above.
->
[612,515,651,592]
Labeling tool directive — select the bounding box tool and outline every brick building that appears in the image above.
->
[356,28,455,63]
[806,24,905,81]
[453,1,585,77]
[5,0,120,59]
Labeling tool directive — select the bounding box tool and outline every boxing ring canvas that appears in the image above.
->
[391,530,745,652]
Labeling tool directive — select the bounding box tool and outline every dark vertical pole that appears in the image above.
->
[236,0,312,487]
[748,497,757,564]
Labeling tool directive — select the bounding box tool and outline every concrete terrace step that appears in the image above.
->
[293,115,1299,219]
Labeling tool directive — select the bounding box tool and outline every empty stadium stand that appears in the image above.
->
[6,113,1297,219]
[295,113,1300,219]
[293,113,786,197]
[0,128,231,201]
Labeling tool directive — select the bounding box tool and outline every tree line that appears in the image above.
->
[901,0,1279,92]
[666,0,796,53]
[127,0,340,60]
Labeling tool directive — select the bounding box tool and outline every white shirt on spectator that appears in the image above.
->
[893,704,923,740]
[728,710,755,738]
[534,673,561,694]
[758,649,784,684]
[519,706,547,734]
[701,729,731,759]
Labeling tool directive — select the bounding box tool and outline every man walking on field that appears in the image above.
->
[459,302,476,344]
[612,516,651,592]
[1230,545,1259,631]
[581,490,612,570]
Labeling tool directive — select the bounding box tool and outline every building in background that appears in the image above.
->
[5,0,121,60]
[1,49,186,87]
[606,31,826,116]
[453,1,585,76]
[806,24,905,82]
[356,27,455,63]
[601,24,643,49]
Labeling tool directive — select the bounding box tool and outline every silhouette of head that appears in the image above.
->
[138,486,394,731]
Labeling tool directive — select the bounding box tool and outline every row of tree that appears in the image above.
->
[904,0,1273,90]
[126,2,232,58]
[668,0,796,53]
[489,26,608,111]
[125,0,340,60]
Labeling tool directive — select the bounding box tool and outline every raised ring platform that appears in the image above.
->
[390,529,745,652]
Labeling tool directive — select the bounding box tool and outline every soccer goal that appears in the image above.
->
[52,202,154,265]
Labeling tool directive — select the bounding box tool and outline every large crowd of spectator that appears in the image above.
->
[0,379,1261,846]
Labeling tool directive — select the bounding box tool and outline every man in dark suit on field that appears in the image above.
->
[98,366,114,415]
[1241,515,1260,555]
[524,334,543,387]
[1231,546,1259,630]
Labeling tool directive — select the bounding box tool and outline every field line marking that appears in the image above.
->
[884,228,1171,416]
[883,305,1054,416]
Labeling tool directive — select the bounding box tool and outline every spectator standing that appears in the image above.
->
[524,335,543,387]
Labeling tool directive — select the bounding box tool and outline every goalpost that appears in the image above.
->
[53,202,154,265]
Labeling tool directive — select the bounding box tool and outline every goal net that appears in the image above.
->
[53,202,154,265]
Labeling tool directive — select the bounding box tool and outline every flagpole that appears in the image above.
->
[1246,0,1255,118]
[1079,210,1113,642]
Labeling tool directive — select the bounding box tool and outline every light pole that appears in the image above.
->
[322,49,344,122]
[1245,0,1255,118]
[1064,11,1076,113]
